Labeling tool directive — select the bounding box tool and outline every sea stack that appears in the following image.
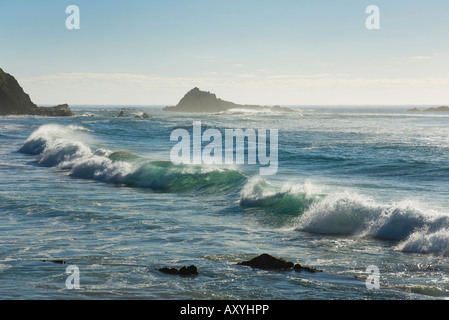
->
[0,68,74,116]
[163,87,295,113]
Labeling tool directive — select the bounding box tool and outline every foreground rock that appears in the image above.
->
[237,253,322,273]
[163,87,295,113]
[157,265,199,276]
[237,254,293,270]
[0,68,74,116]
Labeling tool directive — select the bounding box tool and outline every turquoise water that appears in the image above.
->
[1,106,449,299]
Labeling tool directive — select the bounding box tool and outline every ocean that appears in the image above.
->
[1,105,449,300]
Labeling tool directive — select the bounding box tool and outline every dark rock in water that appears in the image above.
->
[407,107,421,112]
[157,267,180,275]
[237,254,322,273]
[134,113,151,119]
[163,87,295,113]
[0,68,74,116]
[42,259,68,264]
[293,263,322,273]
[33,104,74,117]
[118,110,125,117]
[237,254,294,271]
[157,265,198,276]
[178,265,199,276]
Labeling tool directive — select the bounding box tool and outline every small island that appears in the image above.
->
[407,106,449,112]
[423,106,449,112]
[0,68,74,116]
[163,87,295,113]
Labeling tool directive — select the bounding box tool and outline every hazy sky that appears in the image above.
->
[1,0,448,105]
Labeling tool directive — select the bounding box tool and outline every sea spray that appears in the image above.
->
[240,177,449,256]
[295,191,449,255]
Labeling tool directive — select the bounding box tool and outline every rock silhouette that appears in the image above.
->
[0,68,74,116]
[163,87,295,113]
[157,265,198,276]
[237,254,322,273]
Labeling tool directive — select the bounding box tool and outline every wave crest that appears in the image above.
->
[239,177,449,256]
[19,124,247,193]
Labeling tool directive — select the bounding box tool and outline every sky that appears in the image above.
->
[1,0,448,106]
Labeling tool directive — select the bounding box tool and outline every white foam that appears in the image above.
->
[396,228,449,256]
[295,190,449,248]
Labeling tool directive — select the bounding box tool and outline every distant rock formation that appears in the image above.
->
[135,112,151,119]
[163,87,295,113]
[423,106,449,112]
[0,68,74,116]
[407,106,449,112]
[117,109,152,119]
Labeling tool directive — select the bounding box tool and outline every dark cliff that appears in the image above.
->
[0,68,74,116]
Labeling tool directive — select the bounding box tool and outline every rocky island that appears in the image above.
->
[0,68,74,116]
[407,106,449,112]
[423,106,449,112]
[163,87,295,113]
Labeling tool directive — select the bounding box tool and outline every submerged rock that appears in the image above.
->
[157,265,198,276]
[42,259,68,264]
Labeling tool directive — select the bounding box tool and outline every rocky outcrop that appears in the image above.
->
[157,265,199,276]
[0,68,74,116]
[33,104,74,117]
[237,253,322,273]
[163,87,295,113]
[237,254,294,270]
[407,106,449,112]
[135,113,151,119]
[42,259,69,264]
[423,106,449,112]
[117,110,152,119]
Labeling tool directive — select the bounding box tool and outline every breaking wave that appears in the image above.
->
[239,178,449,256]
[19,124,247,194]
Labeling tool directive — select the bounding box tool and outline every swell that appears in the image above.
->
[19,124,247,194]
[239,178,449,257]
